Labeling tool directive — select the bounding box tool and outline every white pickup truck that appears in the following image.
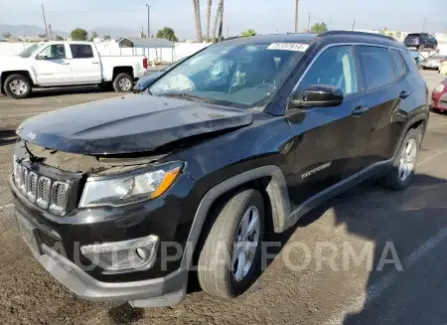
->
[0,41,148,99]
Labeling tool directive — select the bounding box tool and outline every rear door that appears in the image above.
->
[350,45,408,167]
[68,44,102,84]
[34,44,72,85]
[287,45,369,205]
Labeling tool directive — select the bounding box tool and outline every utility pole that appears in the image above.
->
[48,24,53,40]
[146,4,151,38]
[294,0,299,33]
[351,20,356,31]
[423,17,427,32]
[41,3,49,40]
[307,12,311,32]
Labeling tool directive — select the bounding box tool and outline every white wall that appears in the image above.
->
[0,41,211,63]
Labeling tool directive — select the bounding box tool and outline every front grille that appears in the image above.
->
[13,161,70,216]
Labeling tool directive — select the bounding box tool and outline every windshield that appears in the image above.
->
[18,44,42,58]
[149,41,308,108]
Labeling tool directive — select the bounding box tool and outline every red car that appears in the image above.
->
[432,79,447,112]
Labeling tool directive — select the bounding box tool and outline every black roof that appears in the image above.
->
[220,31,406,51]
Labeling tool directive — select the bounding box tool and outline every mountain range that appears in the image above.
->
[0,24,140,38]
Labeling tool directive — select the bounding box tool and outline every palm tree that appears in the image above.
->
[193,0,203,42]
[212,0,223,42]
[206,0,212,41]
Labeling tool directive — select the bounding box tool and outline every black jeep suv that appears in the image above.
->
[10,31,428,307]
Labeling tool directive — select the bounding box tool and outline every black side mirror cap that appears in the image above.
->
[290,84,344,109]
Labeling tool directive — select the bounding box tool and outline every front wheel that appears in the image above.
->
[197,189,265,299]
[4,74,32,99]
[381,128,421,190]
[113,73,134,92]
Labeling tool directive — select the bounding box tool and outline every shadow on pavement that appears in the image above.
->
[248,172,447,324]
[0,130,17,146]
[28,86,110,98]
[108,303,144,325]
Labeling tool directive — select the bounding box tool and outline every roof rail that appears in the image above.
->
[319,30,396,41]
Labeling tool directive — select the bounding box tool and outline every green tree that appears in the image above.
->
[310,22,328,33]
[2,32,12,40]
[103,35,111,41]
[156,27,178,41]
[91,32,98,39]
[379,27,388,35]
[241,29,256,37]
[55,35,64,41]
[71,28,88,41]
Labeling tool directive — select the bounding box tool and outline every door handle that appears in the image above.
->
[400,90,411,99]
[92,61,100,65]
[352,105,370,117]
[62,62,70,65]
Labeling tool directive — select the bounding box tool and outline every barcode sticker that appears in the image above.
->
[267,43,309,52]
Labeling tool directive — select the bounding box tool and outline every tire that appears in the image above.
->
[112,73,134,92]
[4,74,32,99]
[197,188,265,299]
[381,128,421,191]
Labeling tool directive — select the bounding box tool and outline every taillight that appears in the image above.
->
[143,58,148,69]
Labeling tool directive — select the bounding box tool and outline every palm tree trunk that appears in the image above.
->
[193,0,203,42]
[206,0,212,41]
[212,0,223,42]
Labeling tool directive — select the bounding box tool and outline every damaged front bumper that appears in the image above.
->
[9,160,200,307]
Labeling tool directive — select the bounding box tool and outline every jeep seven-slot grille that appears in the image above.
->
[13,160,69,215]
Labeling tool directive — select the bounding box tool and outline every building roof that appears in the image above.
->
[118,37,175,49]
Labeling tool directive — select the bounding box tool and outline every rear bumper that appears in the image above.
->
[432,91,447,110]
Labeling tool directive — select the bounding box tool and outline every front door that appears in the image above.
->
[34,44,72,86]
[68,44,102,84]
[287,45,369,206]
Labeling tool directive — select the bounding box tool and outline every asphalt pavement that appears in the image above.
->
[0,71,446,325]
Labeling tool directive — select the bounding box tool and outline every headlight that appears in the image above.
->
[434,83,445,93]
[79,162,183,208]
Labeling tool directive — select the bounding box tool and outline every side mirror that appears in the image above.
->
[36,55,47,60]
[133,72,162,93]
[289,84,344,109]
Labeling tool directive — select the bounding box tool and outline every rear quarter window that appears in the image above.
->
[356,46,395,90]
[390,49,407,78]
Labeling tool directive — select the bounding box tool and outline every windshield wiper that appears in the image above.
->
[158,93,212,103]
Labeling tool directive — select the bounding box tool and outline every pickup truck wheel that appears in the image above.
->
[197,188,265,299]
[4,74,31,99]
[381,128,421,190]
[113,73,134,92]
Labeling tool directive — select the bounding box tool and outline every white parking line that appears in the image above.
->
[322,226,447,325]
[417,150,447,167]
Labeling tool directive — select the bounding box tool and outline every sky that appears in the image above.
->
[0,0,446,39]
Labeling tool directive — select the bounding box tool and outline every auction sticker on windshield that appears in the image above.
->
[267,43,309,52]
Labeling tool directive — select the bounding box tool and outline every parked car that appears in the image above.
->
[0,41,147,99]
[10,31,428,307]
[431,79,447,112]
[440,60,447,75]
[409,50,423,69]
[404,33,438,50]
[421,55,447,70]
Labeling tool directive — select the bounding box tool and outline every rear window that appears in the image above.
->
[406,34,420,38]
[390,50,407,77]
[357,46,395,90]
[70,44,94,59]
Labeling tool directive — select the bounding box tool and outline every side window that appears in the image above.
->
[37,44,66,60]
[390,49,407,78]
[356,46,395,90]
[70,44,94,59]
[300,46,358,95]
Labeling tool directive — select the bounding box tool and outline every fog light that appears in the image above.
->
[81,235,159,273]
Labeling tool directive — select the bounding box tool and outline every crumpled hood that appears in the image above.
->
[17,95,253,155]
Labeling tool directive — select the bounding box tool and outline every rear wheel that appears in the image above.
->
[113,73,134,92]
[197,188,265,299]
[4,74,32,99]
[381,128,420,190]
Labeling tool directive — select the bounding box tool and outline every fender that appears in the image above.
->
[180,165,292,271]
